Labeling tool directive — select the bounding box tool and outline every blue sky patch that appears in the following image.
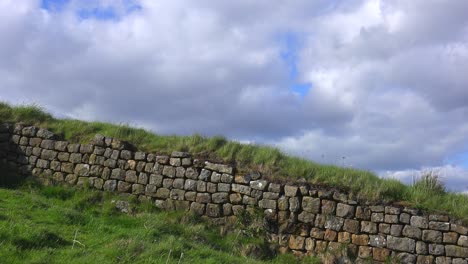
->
[446,152,468,169]
[279,32,312,98]
[41,0,142,21]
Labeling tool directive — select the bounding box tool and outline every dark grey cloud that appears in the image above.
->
[1,0,468,190]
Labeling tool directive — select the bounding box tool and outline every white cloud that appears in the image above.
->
[1,0,468,191]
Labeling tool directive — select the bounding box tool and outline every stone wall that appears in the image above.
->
[1,122,468,263]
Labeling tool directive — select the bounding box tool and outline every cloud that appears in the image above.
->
[1,0,468,190]
[381,165,468,193]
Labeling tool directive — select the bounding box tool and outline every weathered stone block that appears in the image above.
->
[220,173,233,183]
[417,255,434,264]
[446,245,468,258]
[379,223,391,234]
[371,212,384,223]
[298,212,315,223]
[170,189,185,200]
[356,206,371,220]
[422,230,443,243]
[155,188,170,199]
[284,185,298,197]
[232,184,251,195]
[336,203,355,218]
[190,202,205,215]
[343,219,360,234]
[361,221,377,234]
[125,170,138,183]
[69,153,82,164]
[385,214,399,224]
[387,236,416,253]
[196,193,211,204]
[430,221,450,231]
[369,235,386,248]
[172,178,184,189]
[199,169,211,181]
[352,234,369,246]
[403,225,422,239]
[325,216,344,231]
[411,216,429,229]
[74,164,90,177]
[324,229,337,241]
[451,224,468,235]
[204,162,233,174]
[458,235,468,247]
[444,232,459,244]
[162,178,173,188]
[416,241,428,254]
[288,236,305,250]
[162,166,175,177]
[321,200,336,215]
[429,244,445,256]
[111,168,125,180]
[185,167,198,179]
[206,203,221,217]
[149,174,163,186]
[250,180,268,191]
[117,181,131,192]
[302,196,320,213]
[373,247,390,262]
[390,224,403,236]
[132,184,145,195]
[212,193,229,204]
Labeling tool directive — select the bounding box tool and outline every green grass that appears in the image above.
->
[0,175,320,263]
[1,102,468,220]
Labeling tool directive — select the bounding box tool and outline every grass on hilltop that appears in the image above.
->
[1,102,468,220]
[0,164,320,264]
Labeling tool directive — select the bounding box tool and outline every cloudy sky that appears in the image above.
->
[1,0,468,192]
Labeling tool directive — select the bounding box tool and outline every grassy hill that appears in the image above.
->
[0,167,320,264]
[1,102,468,220]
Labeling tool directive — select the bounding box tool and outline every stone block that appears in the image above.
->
[361,221,377,234]
[423,230,443,243]
[212,193,229,204]
[298,212,315,223]
[232,184,251,195]
[429,244,445,256]
[324,229,337,241]
[321,200,336,215]
[387,236,416,253]
[284,185,298,197]
[403,225,422,239]
[117,181,131,192]
[430,221,450,231]
[336,203,355,218]
[343,219,360,234]
[288,236,305,250]
[373,248,390,262]
[369,234,386,248]
[352,234,369,246]
[204,162,233,174]
[325,216,344,231]
[206,203,221,217]
[302,196,320,213]
[446,245,468,258]
[411,216,429,229]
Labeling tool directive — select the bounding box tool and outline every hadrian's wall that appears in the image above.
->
[1,122,468,264]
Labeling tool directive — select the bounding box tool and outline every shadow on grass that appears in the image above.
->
[0,162,26,188]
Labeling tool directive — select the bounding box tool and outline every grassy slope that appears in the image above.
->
[1,102,468,220]
[0,176,319,263]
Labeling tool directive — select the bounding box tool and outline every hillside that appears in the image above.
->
[0,169,320,264]
[1,102,468,220]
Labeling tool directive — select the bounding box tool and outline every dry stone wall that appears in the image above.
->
[1,122,468,263]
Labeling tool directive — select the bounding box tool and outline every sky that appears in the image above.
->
[1,0,468,192]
